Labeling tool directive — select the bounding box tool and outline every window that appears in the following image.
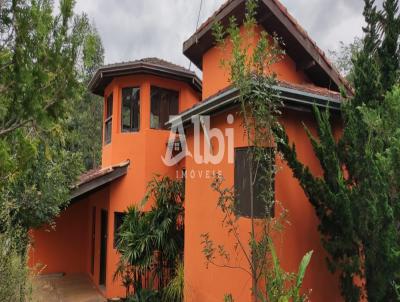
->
[122,87,140,132]
[104,93,113,144]
[114,212,126,248]
[150,86,179,129]
[234,147,275,218]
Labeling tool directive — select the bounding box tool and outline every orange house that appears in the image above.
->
[30,0,351,301]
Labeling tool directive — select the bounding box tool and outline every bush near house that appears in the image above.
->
[115,176,184,301]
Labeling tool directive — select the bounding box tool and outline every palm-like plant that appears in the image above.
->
[115,176,184,297]
[163,260,184,302]
[116,207,154,272]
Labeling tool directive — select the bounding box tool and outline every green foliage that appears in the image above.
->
[0,0,102,228]
[126,288,161,302]
[0,0,104,300]
[66,90,103,170]
[116,176,184,297]
[328,37,363,84]
[163,260,184,302]
[1,0,89,136]
[114,260,138,298]
[3,132,82,229]
[66,26,104,170]
[262,243,312,302]
[0,227,31,302]
[274,0,400,301]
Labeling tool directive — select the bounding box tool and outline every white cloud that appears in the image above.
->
[74,0,369,69]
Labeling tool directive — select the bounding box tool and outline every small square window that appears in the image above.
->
[150,86,179,129]
[114,212,126,248]
[234,147,275,218]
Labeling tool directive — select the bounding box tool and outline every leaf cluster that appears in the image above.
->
[274,0,400,301]
[115,176,184,299]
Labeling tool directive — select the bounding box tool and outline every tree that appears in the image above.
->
[66,26,104,171]
[274,0,400,301]
[200,1,313,301]
[328,37,362,84]
[0,0,100,226]
[0,0,102,299]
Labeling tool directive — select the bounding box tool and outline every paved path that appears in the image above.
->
[32,273,106,302]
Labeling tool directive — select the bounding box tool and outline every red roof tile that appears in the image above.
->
[100,57,194,75]
[186,0,353,95]
[75,160,130,188]
[89,57,202,96]
[279,81,341,100]
[175,81,341,118]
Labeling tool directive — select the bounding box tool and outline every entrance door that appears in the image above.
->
[99,209,108,286]
[91,207,96,275]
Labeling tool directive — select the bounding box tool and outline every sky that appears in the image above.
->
[74,0,372,72]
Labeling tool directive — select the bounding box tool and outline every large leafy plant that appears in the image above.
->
[115,176,184,299]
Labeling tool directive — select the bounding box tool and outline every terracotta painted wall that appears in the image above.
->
[85,188,111,291]
[183,108,342,302]
[201,25,312,100]
[29,186,110,282]
[30,200,90,274]
[184,110,253,302]
[100,75,200,298]
[184,24,343,302]
[30,73,200,299]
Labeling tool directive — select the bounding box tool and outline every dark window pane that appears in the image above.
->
[122,105,131,130]
[114,212,126,248]
[122,87,140,132]
[104,93,113,144]
[234,147,275,218]
[150,86,179,129]
[106,94,113,118]
[150,90,160,128]
[105,120,112,144]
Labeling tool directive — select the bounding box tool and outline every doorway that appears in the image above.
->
[99,209,108,286]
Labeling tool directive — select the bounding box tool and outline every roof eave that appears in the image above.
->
[70,162,129,202]
[183,0,353,96]
[89,63,202,96]
[183,0,245,70]
[166,86,341,129]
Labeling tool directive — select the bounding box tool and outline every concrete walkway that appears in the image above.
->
[32,273,106,302]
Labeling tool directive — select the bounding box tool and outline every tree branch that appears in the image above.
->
[0,99,59,137]
[208,259,252,276]
[0,61,13,71]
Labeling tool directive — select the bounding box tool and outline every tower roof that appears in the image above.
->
[183,0,352,94]
[89,57,202,96]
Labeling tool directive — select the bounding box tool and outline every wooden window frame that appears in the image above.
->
[104,93,113,145]
[121,87,140,133]
[150,86,179,130]
[234,147,275,219]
